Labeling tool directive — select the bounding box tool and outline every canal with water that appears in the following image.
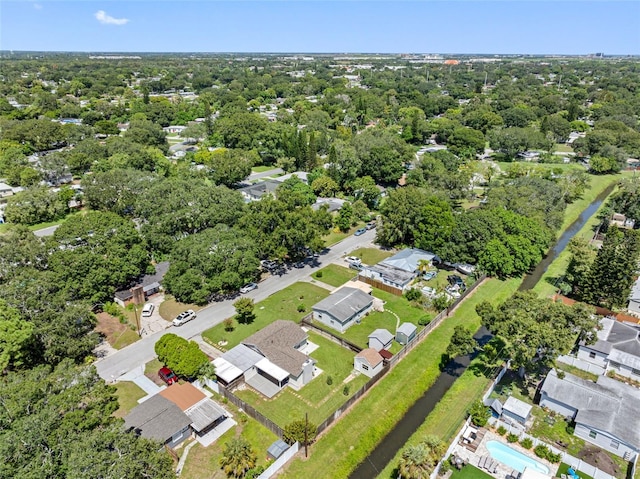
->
[349,183,615,479]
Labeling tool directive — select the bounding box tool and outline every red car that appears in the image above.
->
[158,367,178,385]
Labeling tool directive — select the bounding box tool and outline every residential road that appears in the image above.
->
[95,229,376,381]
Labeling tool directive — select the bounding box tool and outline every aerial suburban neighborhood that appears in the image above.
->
[1,2,640,479]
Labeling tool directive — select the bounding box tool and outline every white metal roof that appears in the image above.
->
[212,357,243,383]
[255,357,289,382]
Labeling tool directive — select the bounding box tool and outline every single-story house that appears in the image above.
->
[124,394,192,448]
[219,321,316,398]
[539,369,640,460]
[312,197,347,213]
[114,261,170,307]
[239,180,281,202]
[163,125,187,134]
[577,317,640,380]
[368,329,393,351]
[354,348,384,378]
[312,286,374,333]
[273,171,308,184]
[0,182,14,197]
[396,322,417,345]
[501,396,532,425]
[359,248,440,293]
[628,278,640,317]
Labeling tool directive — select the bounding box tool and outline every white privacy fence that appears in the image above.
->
[556,355,606,376]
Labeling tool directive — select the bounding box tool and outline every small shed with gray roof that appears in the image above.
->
[312,286,374,333]
[396,322,417,345]
[368,329,394,352]
[501,396,532,425]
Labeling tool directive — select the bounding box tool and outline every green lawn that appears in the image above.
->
[234,332,368,426]
[279,278,520,479]
[0,210,82,235]
[323,223,365,247]
[312,264,356,287]
[529,407,585,457]
[451,465,495,479]
[201,282,330,351]
[348,247,394,266]
[555,144,575,153]
[554,362,599,382]
[113,381,146,418]
[251,165,275,173]
[560,173,622,233]
[557,463,595,479]
[180,417,278,479]
[111,328,141,349]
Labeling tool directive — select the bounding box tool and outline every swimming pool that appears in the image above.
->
[485,440,550,474]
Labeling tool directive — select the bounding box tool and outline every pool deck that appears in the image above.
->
[453,430,557,479]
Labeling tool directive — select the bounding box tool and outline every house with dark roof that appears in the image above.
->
[239,180,280,202]
[354,348,384,378]
[368,329,393,351]
[577,317,640,380]
[217,320,316,398]
[539,369,640,460]
[312,286,374,333]
[114,261,170,307]
[124,394,192,448]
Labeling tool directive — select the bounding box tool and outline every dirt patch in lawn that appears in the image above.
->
[577,446,622,477]
[95,312,137,348]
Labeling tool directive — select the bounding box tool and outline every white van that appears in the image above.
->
[141,303,154,317]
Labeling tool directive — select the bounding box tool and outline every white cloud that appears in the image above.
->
[33,3,43,10]
[94,10,129,26]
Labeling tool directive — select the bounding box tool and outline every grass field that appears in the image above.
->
[180,418,278,479]
[556,464,594,479]
[159,296,202,321]
[279,277,520,479]
[234,332,368,426]
[348,247,394,266]
[312,264,356,287]
[451,465,495,479]
[201,282,329,351]
[323,223,365,247]
[251,165,276,173]
[113,381,146,418]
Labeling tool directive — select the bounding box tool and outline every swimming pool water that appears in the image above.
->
[486,440,550,474]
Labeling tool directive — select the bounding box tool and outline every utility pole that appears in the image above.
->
[304,412,308,458]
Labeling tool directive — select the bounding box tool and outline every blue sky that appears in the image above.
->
[1,1,639,54]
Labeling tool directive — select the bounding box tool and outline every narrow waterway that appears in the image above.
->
[518,183,614,291]
[349,327,493,479]
[349,184,616,479]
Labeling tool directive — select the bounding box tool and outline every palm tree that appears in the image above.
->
[219,437,257,478]
[398,436,444,479]
[417,259,431,276]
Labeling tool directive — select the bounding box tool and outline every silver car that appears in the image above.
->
[172,309,196,327]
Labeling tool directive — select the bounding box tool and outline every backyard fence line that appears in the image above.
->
[315,364,389,436]
[218,387,283,438]
[388,274,487,368]
[356,275,404,296]
[257,442,299,479]
[299,316,363,353]
[556,355,606,376]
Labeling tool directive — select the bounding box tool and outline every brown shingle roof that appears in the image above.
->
[159,382,206,411]
[243,320,310,376]
[356,348,383,368]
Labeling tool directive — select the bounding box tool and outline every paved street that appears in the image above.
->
[95,229,376,381]
[33,224,61,237]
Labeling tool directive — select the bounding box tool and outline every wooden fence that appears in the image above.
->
[356,275,404,296]
[300,315,363,353]
[218,386,283,438]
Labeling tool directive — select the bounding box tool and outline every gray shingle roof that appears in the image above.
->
[586,317,640,368]
[242,320,311,376]
[502,396,532,419]
[268,439,290,459]
[362,263,415,285]
[541,369,640,449]
[369,328,393,345]
[312,287,373,323]
[124,394,192,442]
[397,322,417,337]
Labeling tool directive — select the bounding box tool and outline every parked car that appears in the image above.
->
[423,271,437,281]
[455,263,475,276]
[366,221,376,230]
[158,367,178,385]
[239,282,258,294]
[354,227,367,236]
[292,261,305,269]
[345,256,362,266]
[349,263,363,271]
[447,274,465,286]
[141,303,154,317]
[172,309,196,327]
